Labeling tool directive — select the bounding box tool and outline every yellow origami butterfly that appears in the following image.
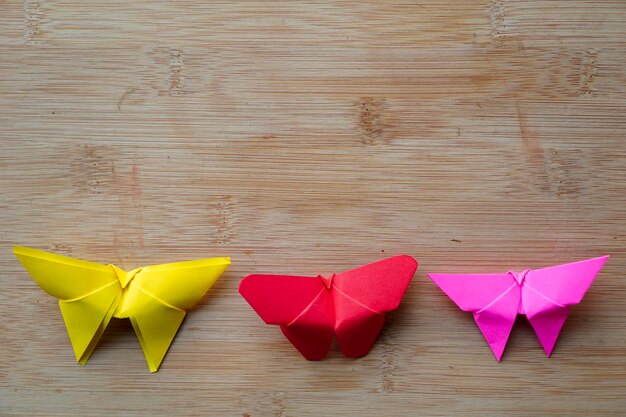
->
[14,246,230,372]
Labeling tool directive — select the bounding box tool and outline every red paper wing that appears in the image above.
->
[280,290,335,360]
[332,255,418,313]
[329,256,417,358]
[333,290,386,358]
[239,274,334,360]
[239,274,324,324]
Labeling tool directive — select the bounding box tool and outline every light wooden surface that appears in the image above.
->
[1,1,625,416]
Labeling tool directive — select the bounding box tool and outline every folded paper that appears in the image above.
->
[14,246,230,372]
[239,255,417,360]
[427,256,608,361]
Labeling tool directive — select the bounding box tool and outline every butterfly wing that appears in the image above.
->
[125,257,231,372]
[427,272,520,361]
[13,246,122,365]
[332,255,418,358]
[523,256,609,356]
[279,290,335,360]
[239,274,334,360]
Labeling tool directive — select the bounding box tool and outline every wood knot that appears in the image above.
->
[489,0,506,45]
[357,98,387,145]
[70,144,116,195]
[579,49,598,96]
[169,49,185,96]
[24,1,46,45]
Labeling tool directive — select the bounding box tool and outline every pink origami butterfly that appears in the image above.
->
[427,256,608,361]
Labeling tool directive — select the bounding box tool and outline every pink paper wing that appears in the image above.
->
[427,272,520,361]
[239,274,324,324]
[332,255,417,313]
[523,256,608,356]
[473,285,520,361]
[524,293,570,357]
[427,272,517,312]
[523,256,609,306]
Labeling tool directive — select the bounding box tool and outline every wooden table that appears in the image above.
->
[1,1,625,416]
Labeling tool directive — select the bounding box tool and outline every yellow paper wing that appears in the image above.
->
[13,246,122,365]
[122,257,231,372]
[134,257,231,309]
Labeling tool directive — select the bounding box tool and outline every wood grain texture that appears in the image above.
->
[1,1,625,416]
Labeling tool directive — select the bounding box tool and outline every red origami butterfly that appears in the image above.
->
[239,255,418,360]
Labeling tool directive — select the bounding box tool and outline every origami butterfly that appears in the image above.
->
[239,255,417,360]
[14,246,230,372]
[427,256,609,361]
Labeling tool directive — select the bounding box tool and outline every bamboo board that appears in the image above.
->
[1,1,625,416]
